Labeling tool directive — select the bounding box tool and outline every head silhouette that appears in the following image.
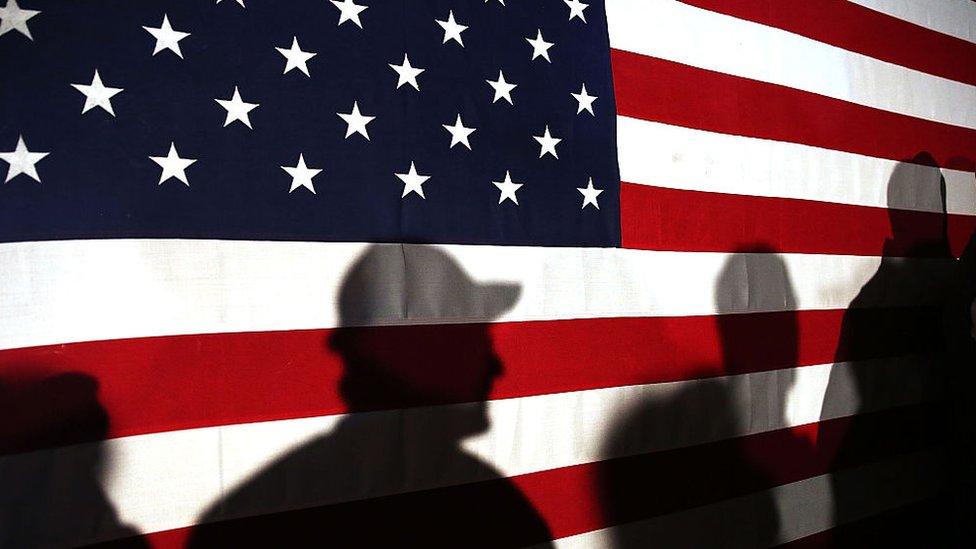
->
[715,245,798,361]
[329,244,520,436]
[0,370,107,456]
[886,153,948,255]
[715,246,799,422]
[0,370,148,549]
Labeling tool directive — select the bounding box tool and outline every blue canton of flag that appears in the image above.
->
[0,0,620,246]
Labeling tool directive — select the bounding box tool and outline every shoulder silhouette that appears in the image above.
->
[598,246,800,547]
[822,154,960,545]
[188,244,552,548]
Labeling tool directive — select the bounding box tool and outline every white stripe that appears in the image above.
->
[605,0,976,129]
[850,0,976,44]
[548,450,942,549]
[0,357,937,542]
[618,116,976,216]
[0,239,954,351]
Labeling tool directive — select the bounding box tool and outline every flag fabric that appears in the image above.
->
[0,0,619,246]
[0,0,974,547]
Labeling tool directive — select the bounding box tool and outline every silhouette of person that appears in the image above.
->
[0,370,147,548]
[951,222,976,357]
[188,244,553,548]
[821,154,958,545]
[970,298,975,341]
[598,246,797,547]
[947,204,976,544]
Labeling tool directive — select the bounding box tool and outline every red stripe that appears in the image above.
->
[0,308,941,455]
[130,404,942,548]
[611,49,976,172]
[621,183,976,257]
[679,0,976,86]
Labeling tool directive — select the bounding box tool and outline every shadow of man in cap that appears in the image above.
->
[188,244,552,548]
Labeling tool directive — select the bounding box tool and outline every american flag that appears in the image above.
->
[0,0,974,547]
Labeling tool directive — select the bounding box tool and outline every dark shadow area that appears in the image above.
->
[947,189,976,545]
[187,244,552,548]
[597,246,803,547]
[821,153,968,546]
[0,369,146,548]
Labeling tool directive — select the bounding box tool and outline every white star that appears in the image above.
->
[442,114,475,150]
[389,54,425,91]
[395,161,430,199]
[486,70,517,105]
[492,171,523,205]
[149,142,196,186]
[143,14,190,59]
[0,0,39,40]
[571,83,598,116]
[526,29,553,63]
[71,70,123,116]
[0,135,48,183]
[577,178,604,209]
[436,10,467,47]
[337,101,375,140]
[533,125,562,159]
[276,37,316,76]
[281,153,322,194]
[331,0,367,28]
[216,0,246,7]
[564,0,589,22]
[485,0,505,5]
[215,86,259,129]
